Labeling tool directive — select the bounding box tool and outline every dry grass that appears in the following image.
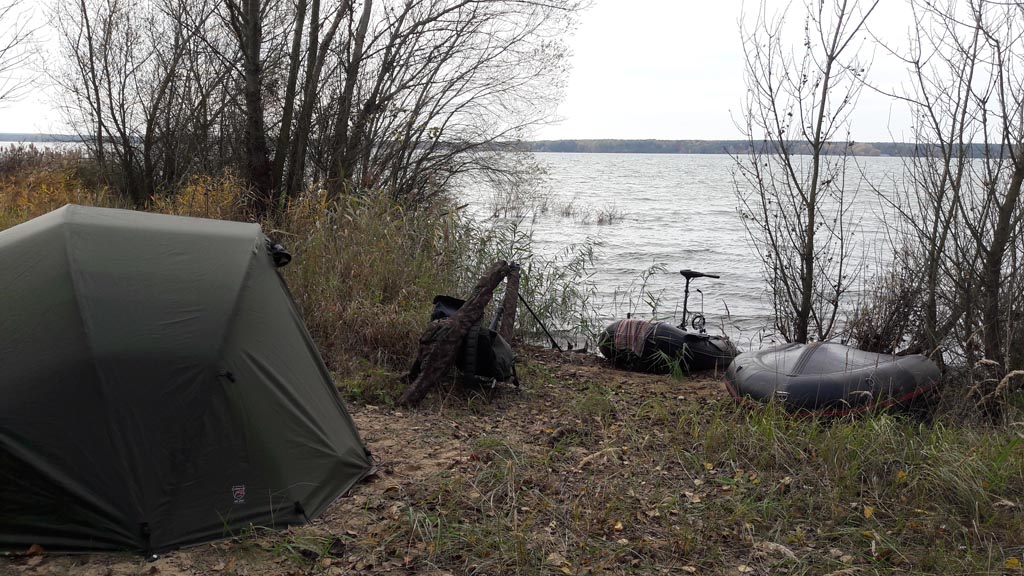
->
[280,192,469,371]
[0,145,120,228]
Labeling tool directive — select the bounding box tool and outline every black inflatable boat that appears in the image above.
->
[725,342,940,415]
[599,268,739,373]
[599,319,739,373]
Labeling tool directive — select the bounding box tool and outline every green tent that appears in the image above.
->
[0,205,372,553]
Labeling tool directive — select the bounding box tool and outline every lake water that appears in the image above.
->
[463,152,907,349]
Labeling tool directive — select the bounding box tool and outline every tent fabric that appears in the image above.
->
[0,205,372,553]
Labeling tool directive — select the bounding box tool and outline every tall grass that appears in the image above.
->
[477,216,600,348]
[281,193,471,369]
[0,145,119,227]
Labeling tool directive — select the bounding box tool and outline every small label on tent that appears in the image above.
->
[232,485,246,504]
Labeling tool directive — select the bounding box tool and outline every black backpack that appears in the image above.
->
[431,295,518,387]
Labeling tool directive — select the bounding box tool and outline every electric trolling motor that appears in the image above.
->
[678,269,719,334]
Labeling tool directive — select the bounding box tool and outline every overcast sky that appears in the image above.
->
[0,0,916,141]
[535,0,916,142]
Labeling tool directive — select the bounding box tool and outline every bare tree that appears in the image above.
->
[735,0,877,343]
[281,0,353,200]
[0,0,34,104]
[900,0,1024,372]
[221,0,282,215]
[51,0,582,213]
[53,0,223,203]
[321,0,580,202]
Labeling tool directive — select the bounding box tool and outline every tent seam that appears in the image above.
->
[212,236,261,371]
[61,205,144,549]
[153,229,262,537]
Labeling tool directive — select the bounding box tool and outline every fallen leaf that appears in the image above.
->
[613,521,624,531]
[327,538,346,557]
[617,538,629,545]
[777,476,793,493]
[704,462,714,471]
[737,565,754,574]
[546,552,569,567]
[681,567,698,574]
[863,505,874,519]
[1005,557,1022,569]
[755,540,797,560]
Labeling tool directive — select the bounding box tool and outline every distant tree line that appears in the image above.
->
[0,133,83,143]
[526,139,1004,157]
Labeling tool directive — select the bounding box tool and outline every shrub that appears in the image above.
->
[847,248,925,354]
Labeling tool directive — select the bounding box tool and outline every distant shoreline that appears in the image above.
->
[524,139,919,157]
[0,133,83,143]
[1,133,936,157]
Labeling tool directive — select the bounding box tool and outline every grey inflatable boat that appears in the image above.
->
[725,342,940,415]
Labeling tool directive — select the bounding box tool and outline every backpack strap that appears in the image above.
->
[463,324,482,387]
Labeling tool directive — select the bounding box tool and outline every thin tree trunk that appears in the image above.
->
[79,0,105,163]
[980,161,1024,365]
[228,0,274,216]
[286,0,346,198]
[327,0,373,197]
[272,0,307,195]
